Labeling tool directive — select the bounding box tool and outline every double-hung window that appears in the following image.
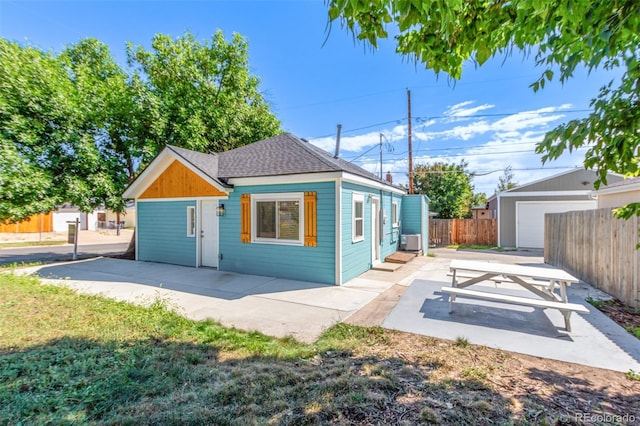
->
[352,193,364,242]
[252,193,304,245]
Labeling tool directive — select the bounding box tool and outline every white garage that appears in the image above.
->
[515,200,596,248]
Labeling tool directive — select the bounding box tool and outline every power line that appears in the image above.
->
[385,165,580,175]
[309,108,591,140]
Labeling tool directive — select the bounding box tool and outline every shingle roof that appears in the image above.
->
[169,133,398,189]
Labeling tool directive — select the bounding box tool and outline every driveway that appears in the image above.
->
[382,248,640,373]
[25,257,396,343]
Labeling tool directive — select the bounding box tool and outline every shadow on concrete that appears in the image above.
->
[420,291,572,339]
[34,257,332,301]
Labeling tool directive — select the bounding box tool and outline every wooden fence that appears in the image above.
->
[0,212,53,233]
[545,208,639,308]
[429,219,497,247]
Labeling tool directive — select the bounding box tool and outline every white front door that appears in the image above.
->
[371,198,381,264]
[200,200,219,268]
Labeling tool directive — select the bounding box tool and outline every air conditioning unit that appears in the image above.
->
[400,234,421,251]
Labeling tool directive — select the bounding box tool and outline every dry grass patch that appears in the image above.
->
[1,273,639,425]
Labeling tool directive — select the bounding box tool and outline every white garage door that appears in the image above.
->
[516,201,596,248]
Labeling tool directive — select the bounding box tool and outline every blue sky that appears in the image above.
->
[0,1,619,195]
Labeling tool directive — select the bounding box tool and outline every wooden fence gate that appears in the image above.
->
[429,219,497,247]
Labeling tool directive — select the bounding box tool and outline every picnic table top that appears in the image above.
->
[449,259,579,283]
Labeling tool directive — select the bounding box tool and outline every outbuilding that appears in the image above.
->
[490,169,622,248]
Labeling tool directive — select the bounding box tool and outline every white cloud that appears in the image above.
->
[445,101,495,118]
[310,101,583,195]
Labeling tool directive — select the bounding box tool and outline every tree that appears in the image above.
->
[127,30,281,156]
[0,39,92,221]
[0,31,281,223]
[496,166,518,193]
[413,161,474,219]
[328,0,640,217]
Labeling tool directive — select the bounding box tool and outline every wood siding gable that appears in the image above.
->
[140,160,227,199]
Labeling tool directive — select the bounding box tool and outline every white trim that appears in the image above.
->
[228,171,405,195]
[515,200,596,248]
[593,180,640,195]
[195,202,201,266]
[134,200,139,261]
[391,200,399,228]
[335,179,342,285]
[135,196,228,202]
[228,172,341,186]
[352,193,365,243]
[342,172,406,195]
[251,192,305,246]
[123,148,231,199]
[498,190,592,197]
[186,206,196,238]
[371,197,381,265]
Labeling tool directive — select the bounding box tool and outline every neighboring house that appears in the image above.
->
[592,176,640,208]
[123,133,429,285]
[53,204,101,232]
[493,169,622,249]
[102,201,136,229]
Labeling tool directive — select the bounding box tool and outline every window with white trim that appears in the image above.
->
[252,193,304,245]
[392,201,399,228]
[187,206,196,237]
[352,193,364,242]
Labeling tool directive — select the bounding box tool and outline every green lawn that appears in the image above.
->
[1,273,635,424]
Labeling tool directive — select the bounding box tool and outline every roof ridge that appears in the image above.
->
[165,145,227,187]
[283,133,343,172]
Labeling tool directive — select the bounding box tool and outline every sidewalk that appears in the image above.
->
[0,229,133,246]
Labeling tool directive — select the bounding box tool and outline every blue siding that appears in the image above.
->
[341,182,402,283]
[219,182,335,284]
[401,194,429,255]
[137,200,197,267]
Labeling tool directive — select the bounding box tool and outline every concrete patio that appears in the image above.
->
[382,248,640,373]
[26,257,397,343]
[18,248,640,373]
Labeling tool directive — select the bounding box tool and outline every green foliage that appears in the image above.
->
[0,31,280,223]
[413,161,474,219]
[127,30,281,156]
[627,370,640,381]
[327,0,640,217]
[496,166,518,193]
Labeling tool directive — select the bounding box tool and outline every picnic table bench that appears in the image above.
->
[442,259,589,331]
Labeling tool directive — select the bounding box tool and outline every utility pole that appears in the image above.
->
[334,124,342,159]
[407,89,414,194]
[379,133,383,179]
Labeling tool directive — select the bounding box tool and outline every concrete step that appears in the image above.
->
[385,251,418,264]
[371,262,404,272]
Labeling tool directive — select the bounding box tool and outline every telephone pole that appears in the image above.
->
[407,89,414,194]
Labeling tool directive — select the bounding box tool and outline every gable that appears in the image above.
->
[140,160,227,199]
[510,169,623,193]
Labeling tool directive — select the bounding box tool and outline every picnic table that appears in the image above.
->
[441,259,589,331]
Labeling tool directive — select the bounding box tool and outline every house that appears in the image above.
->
[592,176,640,208]
[490,169,623,248]
[123,133,429,285]
[53,204,101,232]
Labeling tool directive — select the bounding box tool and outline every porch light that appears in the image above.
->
[216,204,225,217]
